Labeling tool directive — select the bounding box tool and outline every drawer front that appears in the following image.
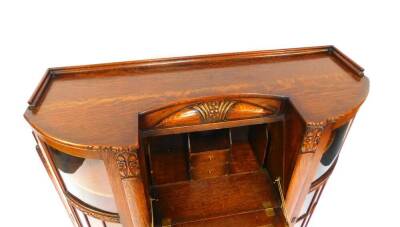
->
[190,164,229,180]
[190,149,229,167]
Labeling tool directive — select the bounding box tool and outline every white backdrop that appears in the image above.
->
[1,1,399,226]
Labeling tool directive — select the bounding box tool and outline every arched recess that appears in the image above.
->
[140,94,286,134]
[138,95,294,226]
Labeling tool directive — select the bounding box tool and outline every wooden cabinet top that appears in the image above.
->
[24,46,368,154]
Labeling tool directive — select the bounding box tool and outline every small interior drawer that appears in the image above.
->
[188,129,232,180]
[190,163,229,180]
[190,149,229,167]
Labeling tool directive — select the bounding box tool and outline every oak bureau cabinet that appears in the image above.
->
[24,46,368,227]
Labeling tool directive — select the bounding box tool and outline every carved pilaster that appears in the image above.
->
[301,122,326,154]
[102,147,150,227]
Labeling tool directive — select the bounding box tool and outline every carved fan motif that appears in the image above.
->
[144,97,281,129]
[192,100,237,123]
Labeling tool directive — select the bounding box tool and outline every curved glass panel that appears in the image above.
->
[299,190,316,217]
[313,120,353,181]
[49,146,118,213]
[75,209,88,227]
[105,222,123,227]
[87,216,109,227]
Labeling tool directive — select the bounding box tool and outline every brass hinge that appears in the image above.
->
[161,218,172,227]
[262,201,276,217]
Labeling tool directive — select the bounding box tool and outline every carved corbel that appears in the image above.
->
[114,151,141,179]
[85,145,141,179]
[301,122,326,154]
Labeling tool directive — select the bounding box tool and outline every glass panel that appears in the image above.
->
[299,190,316,217]
[87,216,106,227]
[106,222,123,227]
[76,209,89,227]
[294,221,303,227]
[313,120,353,181]
[49,146,118,213]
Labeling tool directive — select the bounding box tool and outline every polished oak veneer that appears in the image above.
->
[25,46,368,227]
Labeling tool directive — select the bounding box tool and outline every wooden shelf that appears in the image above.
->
[173,209,287,227]
[230,142,260,174]
[152,171,283,226]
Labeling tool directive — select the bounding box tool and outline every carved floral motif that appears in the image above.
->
[192,100,237,123]
[115,152,140,179]
[301,122,326,153]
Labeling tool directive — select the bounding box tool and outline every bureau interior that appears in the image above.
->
[144,123,286,225]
